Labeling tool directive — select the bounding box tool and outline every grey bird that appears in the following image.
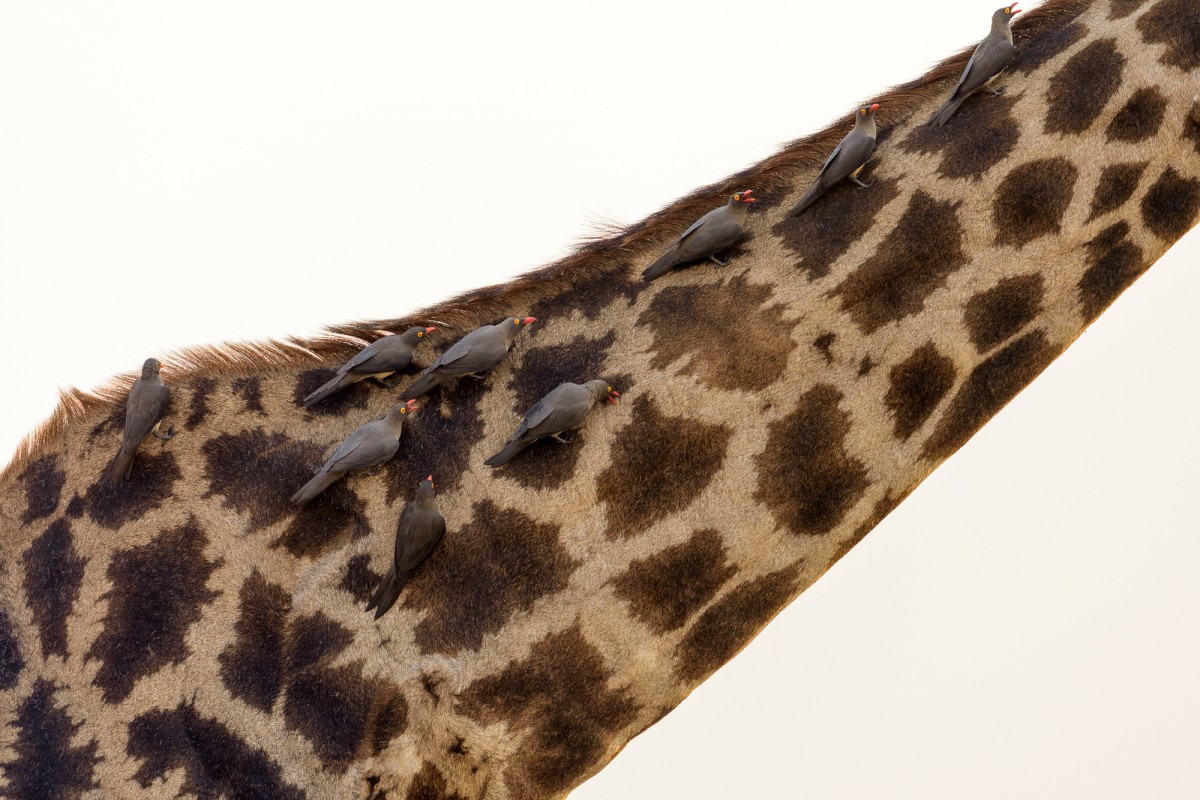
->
[788,104,880,217]
[400,317,536,400]
[289,399,417,506]
[365,475,446,619]
[104,358,173,484]
[642,191,755,281]
[485,380,620,467]
[303,325,436,406]
[928,4,1021,128]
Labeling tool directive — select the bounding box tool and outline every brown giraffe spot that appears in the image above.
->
[274,484,369,559]
[813,332,836,365]
[184,376,219,430]
[675,566,803,683]
[202,428,329,530]
[529,262,644,322]
[640,275,795,392]
[1183,102,1200,155]
[834,191,968,334]
[293,367,371,416]
[284,662,406,769]
[127,703,304,800]
[963,274,1045,354]
[993,158,1080,248]
[87,517,221,703]
[218,570,291,713]
[1138,0,1200,72]
[1140,167,1200,242]
[406,762,465,800]
[404,501,577,655]
[1013,17,1088,74]
[1109,0,1150,19]
[755,384,870,536]
[87,404,125,441]
[1,680,99,800]
[1106,88,1169,143]
[231,375,265,414]
[884,343,957,441]
[922,330,1062,461]
[18,455,65,525]
[84,450,181,530]
[495,332,617,489]
[832,486,918,563]
[384,376,487,499]
[1044,39,1126,135]
[0,611,22,691]
[596,396,732,539]
[341,553,383,605]
[773,176,901,280]
[65,493,84,518]
[858,356,876,377]
[372,691,408,755]
[900,94,1020,180]
[1078,221,1148,323]
[459,624,639,799]
[22,518,86,660]
[610,529,738,634]
[1088,162,1149,221]
[287,611,354,673]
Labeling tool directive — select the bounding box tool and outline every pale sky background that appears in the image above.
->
[1,1,1198,797]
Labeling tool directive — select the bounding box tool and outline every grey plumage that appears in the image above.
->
[642,191,756,281]
[928,4,1021,127]
[788,104,880,217]
[365,475,446,619]
[400,317,536,400]
[303,325,435,406]
[485,380,620,466]
[289,400,417,506]
[104,358,172,484]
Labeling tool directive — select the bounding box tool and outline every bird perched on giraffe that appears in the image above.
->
[303,325,435,406]
[366,474,446,619]
[641,191,755,281]
[788,103,880,217]
[103,357,173,484]
[485,380,621,467]
[928,4,1021,127]
[400,317,536,400]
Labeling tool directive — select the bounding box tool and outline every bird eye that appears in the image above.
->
[400,407,407,413]
[733,194,740,201]
[607,386,612,392]
[514,318,520,324]
[417,331,423,337]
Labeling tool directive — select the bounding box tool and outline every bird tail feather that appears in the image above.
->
[366,567,409,619]
[928,94,967,128]
[787,182,825,217]
[400,372,440,401]
[641,247,678,281]
[484,439,530,467]
[104,448,136,485]
[290,470,340,506]
[303,372,359,407]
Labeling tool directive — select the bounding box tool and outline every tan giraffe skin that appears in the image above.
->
[2,0,1198,796]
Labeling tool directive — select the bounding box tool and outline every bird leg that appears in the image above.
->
[987,84,1006,97]
[851,177,873,189]
[708,254,731,267]
[152,422,175,441]
[463,373,486,382]
[551,433,573,444]
[375,375,402,389]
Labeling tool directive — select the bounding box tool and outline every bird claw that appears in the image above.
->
[988,85,1006,97]
[709,255,731,267]
[375,375,401,389]
[851,178,873,189]
[551,434,573,445]
[155,425,175,441]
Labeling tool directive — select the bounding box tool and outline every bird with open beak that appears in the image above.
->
[928,4,1021,127]
[485,381,621,467]
[788,103,880,217]
[400,316,536,400]
[290,400,417,505]
[303,325,436,407]
[642,191,756,281]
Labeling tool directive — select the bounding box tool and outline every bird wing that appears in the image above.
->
[433,334,507,376]
[676,207,718,243]
[515,398,552,439]
[950,46,982,98]
[522,386,592,439]
[324,421,398,472]
[953,34,1012,97]
[123,381,169,444]
[340,337,393,374]
[817,140,844,177]
[395,508,446,574]
[674,215,742,263]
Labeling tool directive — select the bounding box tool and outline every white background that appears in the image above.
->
[2,2,1198,797]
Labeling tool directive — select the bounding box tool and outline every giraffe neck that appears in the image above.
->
[1,1,1197,798]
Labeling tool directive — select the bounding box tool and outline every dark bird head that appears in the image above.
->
[499,316,537,341]
[400,325,437,344]
[140,358,162,380]
[386,399,419,423]
[855,103,880,124]
[727,190,756,207]
[417,474,437,498]
[993,3,1020,28]
[584,380,622,406]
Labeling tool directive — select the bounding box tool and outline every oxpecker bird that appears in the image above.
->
[485,380,620,467]
[104,358,173,484]
[366,475,446,619]
[400,317,536,400]
[788,104,880,217]
[303,325,435,406]
[290,400,417,506]
[928,4,1021,128]
[642,191,755,281]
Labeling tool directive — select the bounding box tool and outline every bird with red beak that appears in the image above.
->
[303,325,437,406]
[788,103,880,217]
[642,191,756,281]
[401,316,537,399]
[927,4,1021,127]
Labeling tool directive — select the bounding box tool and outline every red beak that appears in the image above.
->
[522,316,537,325]
[869,103,880,112]
[608,389,621,405]
[406,399,418,412]
[1010,2,1021,12]
[741,189,756,203]
[424,326,436,333]
[426,474,433,482]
